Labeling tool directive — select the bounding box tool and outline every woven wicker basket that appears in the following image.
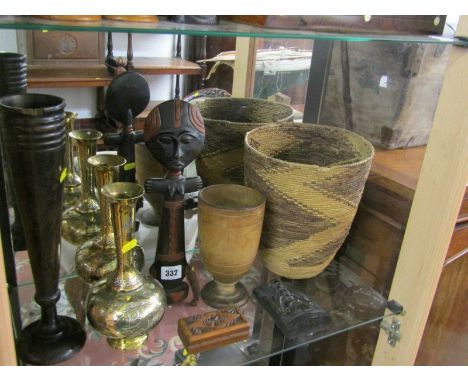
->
[196,98,294,186]
[244,123,374,279]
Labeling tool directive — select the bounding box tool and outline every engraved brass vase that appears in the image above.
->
[61,129,102,245]
[75,154,144,283]
[198,184,265,308]
[87,182,166,350]
[62,111,81,210]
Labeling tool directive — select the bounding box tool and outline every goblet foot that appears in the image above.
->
[139,207,160,226]
[107,334,147,350]
[17,315,86,365]
[201,280,249,309]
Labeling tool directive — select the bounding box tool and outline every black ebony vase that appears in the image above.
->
[0,52,27,95]
[0,94,86,365]
[0,52,28,251]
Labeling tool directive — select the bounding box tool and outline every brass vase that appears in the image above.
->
[198,184,266,308]
[62,129,102,245]
[62,111,81,210]
[75,154,144,283]
[87,182,166,350]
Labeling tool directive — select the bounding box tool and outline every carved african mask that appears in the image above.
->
[144,99,205,172]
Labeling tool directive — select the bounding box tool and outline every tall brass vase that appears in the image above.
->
[62,111,81,210]
[87,182,166,350]
[75,154,145,283]
[0,93,86,364]
[198,184,266,308]
[62,129,102,245]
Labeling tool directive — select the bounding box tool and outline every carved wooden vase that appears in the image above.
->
[0,93,86,365]
[0,52,28,251]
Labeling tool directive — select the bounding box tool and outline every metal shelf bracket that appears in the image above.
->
[380,318,402,347]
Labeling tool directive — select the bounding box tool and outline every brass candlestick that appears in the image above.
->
[62,111,81,210]
[62,129,102,245]
[75,154,143,284]
[87,182,166,350]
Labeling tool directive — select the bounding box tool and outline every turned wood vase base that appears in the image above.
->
[17,316,86,365]
[201,280,249,309]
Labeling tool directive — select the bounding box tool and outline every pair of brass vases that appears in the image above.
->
[60,126,166,350]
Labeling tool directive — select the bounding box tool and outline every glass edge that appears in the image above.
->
[241,311,396,366]
[0,17,465,46]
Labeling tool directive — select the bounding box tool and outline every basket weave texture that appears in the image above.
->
[244,123,374,279]
[196,98,294,186]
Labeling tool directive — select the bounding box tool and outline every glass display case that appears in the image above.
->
[0,15,467,366]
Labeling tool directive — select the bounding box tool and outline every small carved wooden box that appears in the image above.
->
[177,308,250,354]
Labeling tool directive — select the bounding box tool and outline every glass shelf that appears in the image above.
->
[0,16,465,46]
[10,204,395,366]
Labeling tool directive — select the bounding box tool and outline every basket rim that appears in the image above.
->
[245,122,375,170]
[198,97,295,127]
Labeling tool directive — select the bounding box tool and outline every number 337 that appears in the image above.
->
[161,265,182,280]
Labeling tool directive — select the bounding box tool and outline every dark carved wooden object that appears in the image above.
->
[0,94,86,365]
[144,99,205,305]
[254,279,331,338]
[0,52,28,252]
[103,71,149,184]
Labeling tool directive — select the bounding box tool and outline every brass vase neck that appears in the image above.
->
[64,111,78,178]
[69,129,103,205]
[88,154,126,238]
[102,182,144,291]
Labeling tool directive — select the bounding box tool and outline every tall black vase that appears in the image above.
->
[0,93,86,365]
[0,52,28,252]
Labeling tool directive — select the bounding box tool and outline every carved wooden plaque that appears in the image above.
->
[25,30,105,68]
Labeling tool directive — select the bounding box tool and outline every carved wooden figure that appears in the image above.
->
[103,71,149,184]
[144,99,205,305]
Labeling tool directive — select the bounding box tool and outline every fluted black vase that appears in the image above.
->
[0,52,27,95]
[0,94,86,365]
[0,52,28,251]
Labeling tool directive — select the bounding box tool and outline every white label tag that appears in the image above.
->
[379,75,388,88]
[161,265,182,280]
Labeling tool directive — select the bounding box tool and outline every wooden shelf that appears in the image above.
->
[27,57,201,88]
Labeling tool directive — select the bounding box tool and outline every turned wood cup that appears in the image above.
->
[198,184,265,308]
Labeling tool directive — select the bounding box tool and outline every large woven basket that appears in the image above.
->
[244,123,374,279]
[196,98,294,186]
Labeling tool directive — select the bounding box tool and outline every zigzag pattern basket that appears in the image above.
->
[244,123,374,279]
[196,98,294,186]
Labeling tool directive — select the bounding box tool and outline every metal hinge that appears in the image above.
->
[380,318,401,347]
